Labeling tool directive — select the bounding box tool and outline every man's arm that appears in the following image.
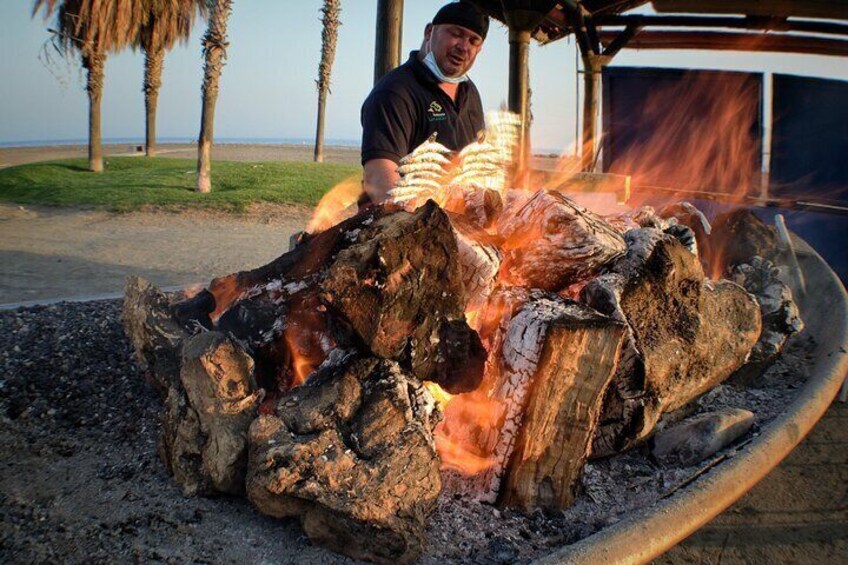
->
[362,158,399,203]
[361,84,414,204]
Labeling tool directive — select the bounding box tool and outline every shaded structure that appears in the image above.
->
[372,1,847,172]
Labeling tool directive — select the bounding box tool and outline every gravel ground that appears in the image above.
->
[0,299,831,564]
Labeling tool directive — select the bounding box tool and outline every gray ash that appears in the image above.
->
[0,300,812,564]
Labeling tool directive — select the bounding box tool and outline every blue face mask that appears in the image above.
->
[423,51,468,84]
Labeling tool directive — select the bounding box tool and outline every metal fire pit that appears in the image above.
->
[536,236,848,565]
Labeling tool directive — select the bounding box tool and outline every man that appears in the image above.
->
[360,1,489,204]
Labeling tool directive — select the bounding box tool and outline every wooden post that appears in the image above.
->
[581,53,603,172]
[374,0,404,84]
[508,29,532,188]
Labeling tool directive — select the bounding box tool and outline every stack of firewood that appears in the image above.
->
[123,138,803,563]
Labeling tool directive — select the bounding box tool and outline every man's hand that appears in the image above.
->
[363,159,400,204]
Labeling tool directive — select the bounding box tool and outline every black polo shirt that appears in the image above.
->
[360,51,485,165]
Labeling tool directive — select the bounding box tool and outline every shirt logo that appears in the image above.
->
[428,101,447,122]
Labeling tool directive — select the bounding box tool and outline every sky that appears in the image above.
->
[2,1,848,153]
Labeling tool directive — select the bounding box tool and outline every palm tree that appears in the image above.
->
[33,0,145,172]
[196,0,232,193]
[313,0,341,163]
[137,0,207,157]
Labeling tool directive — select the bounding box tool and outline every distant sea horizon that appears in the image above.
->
[0,136,567,156]
[0,137,361,149]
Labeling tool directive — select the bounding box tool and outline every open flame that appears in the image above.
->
[208,275,245,322]
[421,76,761,475]
[204,75,765,482]
[306,175,363,234]
[281,293,334,388]
[606,70,763,208]
[431,387,503,475]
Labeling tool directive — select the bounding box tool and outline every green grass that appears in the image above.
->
[0,157,361,212]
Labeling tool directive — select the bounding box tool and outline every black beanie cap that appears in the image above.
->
[432,1,489,40]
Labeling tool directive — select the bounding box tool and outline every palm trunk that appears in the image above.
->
[314,89,327,162]
[196,0,233,193]
[144,48,165,157]
[84,52,106,173]
[313,0,340,163]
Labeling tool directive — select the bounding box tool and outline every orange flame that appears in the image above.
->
[436,432,497,475]
[605,70,763,209]
[283,326,322,387]
[435,392,505,475]
[208,275,244,322]
[306,175,363,234]
[280,293,333,388]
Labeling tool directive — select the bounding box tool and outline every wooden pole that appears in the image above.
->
[374,0,404,84]
[581,54,602,172]
[508,29,531,188]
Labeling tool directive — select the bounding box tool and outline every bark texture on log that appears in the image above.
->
[122,276,189,395]
[440,291,622,508]
[246,358,440,565]
[195,202,484,395]
[497,190,626,291]
[498,306,626,511]
[450,214,502,310]
[159,331,263,496]
[582,229,762,457]
[321,202,469,384]
[729,257,804,380]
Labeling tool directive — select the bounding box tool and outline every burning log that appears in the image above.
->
[440,291,625,510]
[450,214,502,311]
[497,190,626,291]
[729,256,805,380]
[160,331,263,496]
[498,302,626,511]
[246,358,441,565]
[178,201,485,396]
[582,229,762,457]
[606,203,703,257]
[461,187,503,229]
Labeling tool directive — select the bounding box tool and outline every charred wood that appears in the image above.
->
[498,303,626,511]
[160,331,263,496]
[174,202,484,396]
[729,256,805,381]
[246,358,440,565]
[497,190,626,291]
[450,214,503,311]
[659,201,712,257]
[440,292,624,510]
[122,276,190,396]
[582,229,761,457]
[708,208,778,274]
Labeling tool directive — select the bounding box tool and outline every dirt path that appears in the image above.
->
[0,203,312,305]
